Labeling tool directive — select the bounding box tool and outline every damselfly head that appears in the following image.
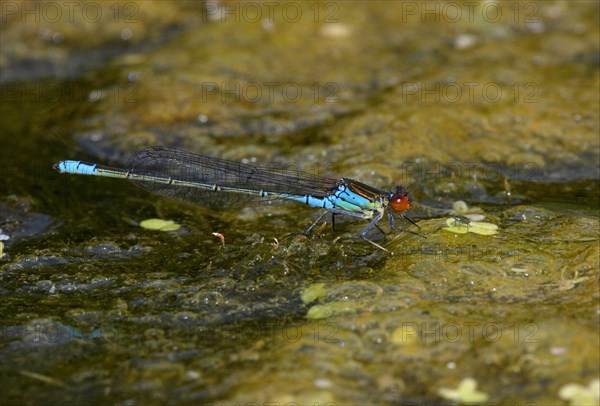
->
[389,186,412,213]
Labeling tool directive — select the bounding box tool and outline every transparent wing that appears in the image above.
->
[126,146,337,208]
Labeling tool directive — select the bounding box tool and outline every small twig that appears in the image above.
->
[212,232,225,247]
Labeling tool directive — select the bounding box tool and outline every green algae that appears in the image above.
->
[139,218,181,232]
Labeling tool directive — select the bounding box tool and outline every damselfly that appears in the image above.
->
[54,146,423,251]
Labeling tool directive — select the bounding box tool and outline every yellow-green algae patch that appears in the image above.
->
[438,378,489,403]
[301,283,327,304]
[140,218,181,231]
[443,217,499,235]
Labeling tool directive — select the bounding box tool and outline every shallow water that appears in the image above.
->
[1,1,598,404]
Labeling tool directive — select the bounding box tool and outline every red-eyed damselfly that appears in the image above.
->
[54,146,424,251]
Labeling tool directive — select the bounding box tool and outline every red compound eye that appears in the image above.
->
[390,194,411,213]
